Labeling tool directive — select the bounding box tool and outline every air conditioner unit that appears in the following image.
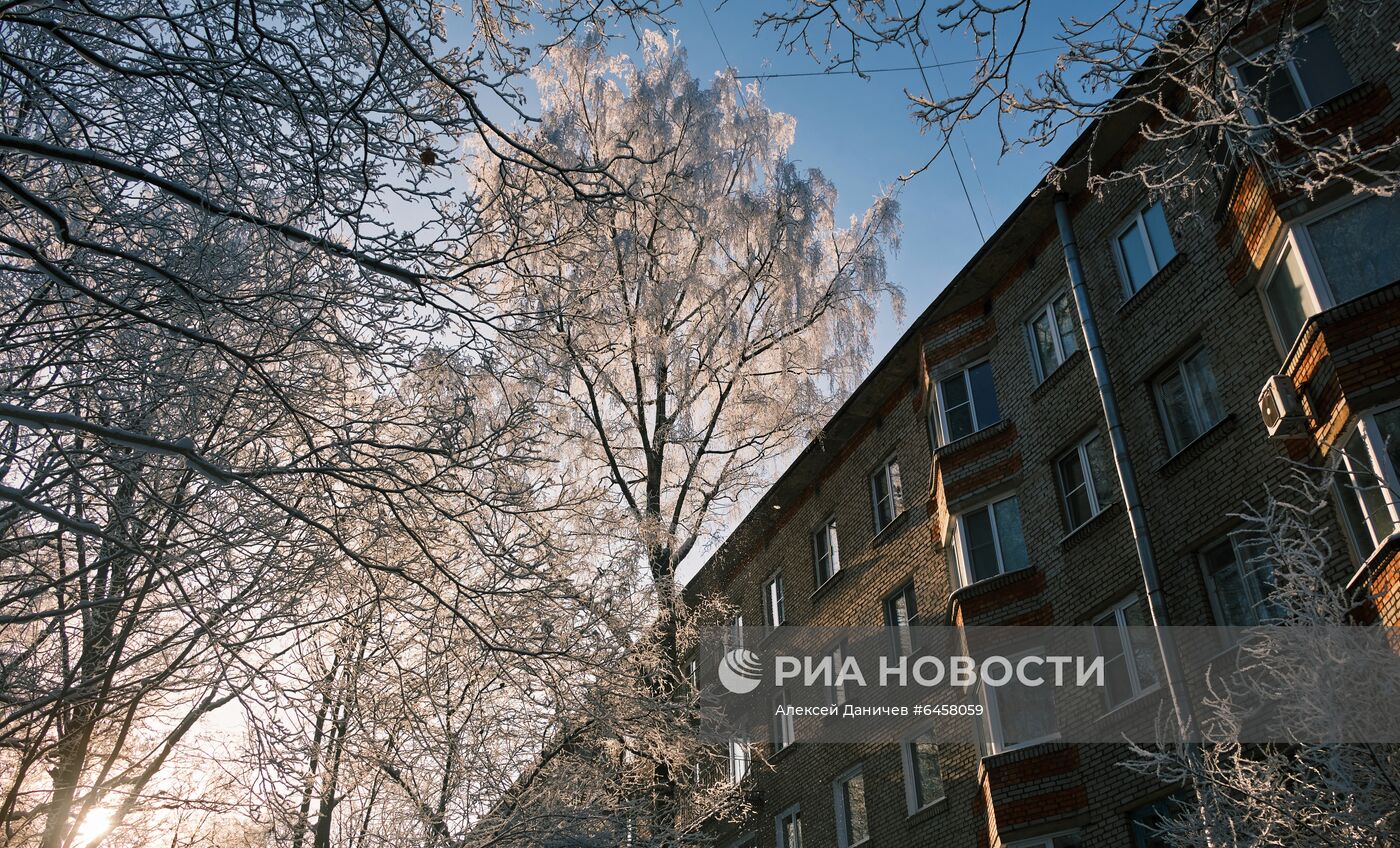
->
[1258,374,1305,438]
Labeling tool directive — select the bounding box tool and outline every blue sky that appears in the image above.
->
[450,2,1108,358]
[632,1,1097,358]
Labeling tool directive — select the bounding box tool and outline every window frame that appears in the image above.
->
[1151,346,1226,456]
[934,359,1000,445]
[1110,200,1176,295]
[812,517,841,587]
[1333,408,1400,560]
[884,582,918,657]
[1257,192,1395,354]
[832,765,871,848]
[900,726,945,814]
[771,688,795,753]
[981,647,1061,754]
[1230,19,1352,123]
[1128,794,1188,848]
[1199,534,1276,630]
[950,494,1029,588]
[1092,594,1161,710]
[1026,290,1080,383]
[727,734,751,783]
[870,454,905,533]
[1056,431,1113,532]
[774,805,803,848]
[827,640,851,708]
[762,571,786,629]
[725,613,745,650]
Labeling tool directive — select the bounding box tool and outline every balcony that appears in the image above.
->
[976,742,1088,846]
[1276,279,1400,454]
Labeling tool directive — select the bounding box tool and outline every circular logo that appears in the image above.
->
[717,648,764,694]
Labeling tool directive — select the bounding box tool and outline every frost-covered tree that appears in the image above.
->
[481,33,901,666]
[457,35,898,844]
[1126,473,1400,846]
[0,3,689,847]
[755,0,1400,198]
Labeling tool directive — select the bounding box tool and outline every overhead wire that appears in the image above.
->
[703,0,1043,243]
[924,39,998,226]
[697,0,746,107]
[890,0,986,241]
[734,46,1059,80]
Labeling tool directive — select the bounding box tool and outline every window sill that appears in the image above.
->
[1029,349,1086,401]
[1060,500,1122,549]
[1117,252,1188,319]
[872,508,912,547]
[1157,414,1236,477]
[948,564,1038,605]
[1095,684,1163,725]
[1298,81,1380,129]
[1346,531,1400,593]
[907,796,949,825]
[980,738,1066,770]
[933,418,1012,460]
[757,624,786,647]
[811,566,850,603]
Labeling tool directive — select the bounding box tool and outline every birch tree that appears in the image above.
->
[755,0,1400,198]
[481,33,901,669]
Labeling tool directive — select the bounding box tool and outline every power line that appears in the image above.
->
[924,40,997,225]
[697,0,746,107]
[734,46,1058,81]
[891,0,985,242]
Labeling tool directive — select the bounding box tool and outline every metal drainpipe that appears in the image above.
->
[1051,193,1201,744]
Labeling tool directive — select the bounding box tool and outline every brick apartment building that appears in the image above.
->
[683,5,1400,847]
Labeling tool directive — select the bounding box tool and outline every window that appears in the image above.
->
[1334,407,1400,559]
[950,495,1029,587]
[1056,432,1117,531]
[1264,235,1322,347]
[771,689,795,752]
[1092,595,1160,709]
[1153,348,1226,455]
[1028,291,1080,382]
[1112,200,1177,294]
[1007,833,1081,848]
[763,572,786,628]
[1234,22,1353,122]
[827,642,851,707]
[813,519,840,586]
[870,455,905,532]
[1129,795,1188,848]
[775,806,803,848]
[1201,535,1277,628]
[1262,194,1400,349]
[884,583,918,657]
[727,735,751,782]
[900,728,944,813]
[935,361,1001,444]
[983,650,1060,753]
[833,767,870,847]
[726,614,744,650]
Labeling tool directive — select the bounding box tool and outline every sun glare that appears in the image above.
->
[75,808,114,846]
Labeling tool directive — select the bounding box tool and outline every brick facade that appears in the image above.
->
[685,5,1400,846]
